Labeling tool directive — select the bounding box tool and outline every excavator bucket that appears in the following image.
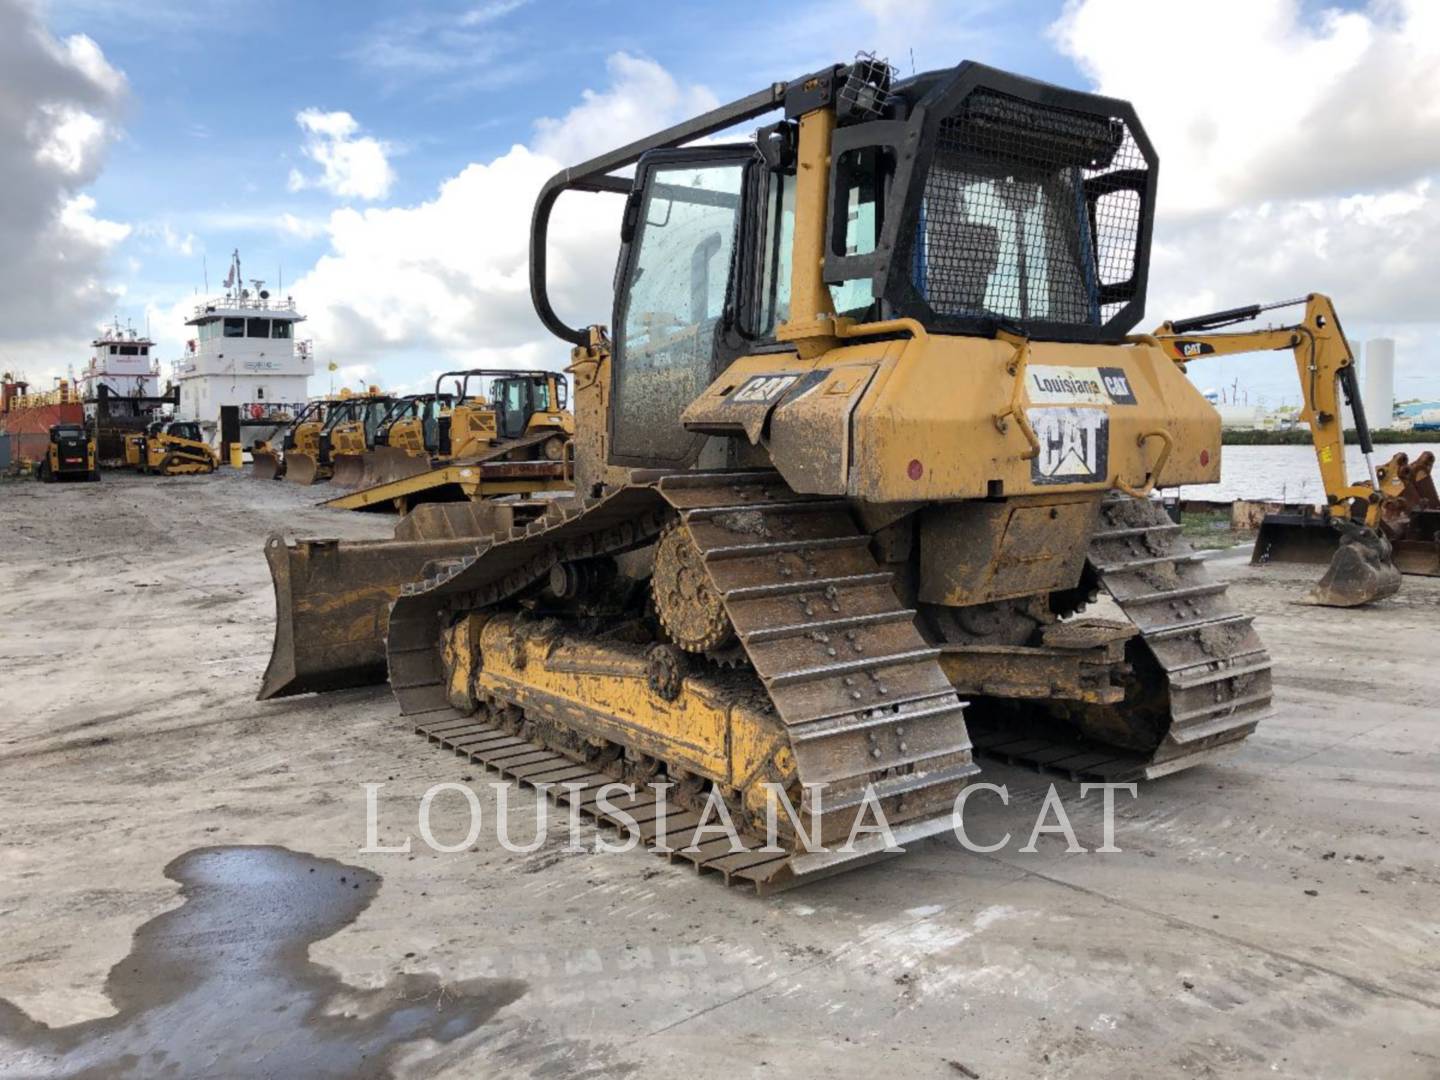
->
[330,453,367,488]
[283,452,323,486]
[259,533,492,700]
[1392,510,1440,577]
[251,447,283,481]
[1309,521,1403,607]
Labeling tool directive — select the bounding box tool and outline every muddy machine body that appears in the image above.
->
[264,58,1282,889]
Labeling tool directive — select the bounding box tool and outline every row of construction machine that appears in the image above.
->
[258,54,1413,892]
[122,420,218,476]
[248,388,389,484]
[321,369,574,511]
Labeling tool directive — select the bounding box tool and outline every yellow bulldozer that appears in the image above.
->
[322,369,574,511]
[124,420,217,476]
[283,388,394,486]
[251,400,327,481]
[259,55,1401,891]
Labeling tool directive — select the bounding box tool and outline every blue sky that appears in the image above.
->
[51,0,1077,337]
[11,0,1438,407]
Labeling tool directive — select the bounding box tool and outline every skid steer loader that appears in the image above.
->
[126,421,217,476]
[263,55,1301,890]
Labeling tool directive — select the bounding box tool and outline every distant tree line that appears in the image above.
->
[1221,428,1440,445]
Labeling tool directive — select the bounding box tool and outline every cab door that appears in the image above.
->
[609,147,752,468]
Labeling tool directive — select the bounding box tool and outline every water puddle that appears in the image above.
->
[0,846,527,1078]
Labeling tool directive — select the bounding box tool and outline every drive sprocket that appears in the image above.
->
[651,521,734,653]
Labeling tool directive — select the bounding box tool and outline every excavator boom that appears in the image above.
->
[1152,294,1402,605]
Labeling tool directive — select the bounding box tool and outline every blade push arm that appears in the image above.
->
[1148,293,1381,525]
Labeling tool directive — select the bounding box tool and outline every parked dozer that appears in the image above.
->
[1146,296,1406,605]
[285,389,393,486]
[125,421,217,476]
[251,400,327,481]
[322,369,574,510]
[264,55,1285,890]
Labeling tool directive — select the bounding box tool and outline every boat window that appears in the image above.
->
[109,345,118,354]
[246,318,270,338]
[271,321,292,340]
[120,345,138,356]
[223,318,245,338]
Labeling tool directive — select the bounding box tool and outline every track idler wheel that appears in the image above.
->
[651,522,733,653]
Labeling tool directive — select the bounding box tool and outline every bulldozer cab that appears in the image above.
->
[600,61,1154,470]
[165,421,204,443]
[493,374,556,440]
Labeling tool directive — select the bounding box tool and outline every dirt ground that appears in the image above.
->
[1,470,1436,1078]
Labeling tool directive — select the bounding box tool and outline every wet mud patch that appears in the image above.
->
[0,846,526,1078]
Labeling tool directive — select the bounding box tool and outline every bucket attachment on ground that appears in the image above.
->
[250,448,283,480]
[282,452,323,486]
[1309,520,1401,607]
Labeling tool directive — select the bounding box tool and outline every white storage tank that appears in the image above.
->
[1363,338,1395,429]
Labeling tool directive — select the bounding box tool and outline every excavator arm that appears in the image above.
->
[1147,293,1384,526]
[1142,293,1402,606]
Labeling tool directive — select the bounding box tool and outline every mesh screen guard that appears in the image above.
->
[824,64,1157,343]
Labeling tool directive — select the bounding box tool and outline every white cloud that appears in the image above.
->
[0,0,129,380]
[290,53,712,376]
[287,108,395,201]
[30,103,108,175]
[1052,0,1440,396]
[59,194,130,247]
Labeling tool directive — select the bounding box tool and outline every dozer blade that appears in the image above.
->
[259,533,492,700]
[364,446,431,488]
[251,449,283,481]
[283,452,323,486]
[329,453,367,488]
[1308,521,1402,608]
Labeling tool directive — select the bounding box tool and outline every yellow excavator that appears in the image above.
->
[125,420,218,476]
[261,55,1351,890]
[1146,295,1406,606]
[251,400,327,481]
[284,389,393,486]
[322,369,574,510]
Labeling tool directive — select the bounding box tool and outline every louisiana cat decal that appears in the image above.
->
[1027,407,1109,484]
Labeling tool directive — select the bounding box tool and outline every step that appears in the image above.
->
[767,647,941,688]
[722,570,894,602]
[703,534,869,561]
[1091,551,1206,573]
[1114,582,1229,605]
[743,608,916,644]
[788,696,969,743]
[1144,612,1253,641]
[1091,522,1183,541]
[683,498,846,521]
